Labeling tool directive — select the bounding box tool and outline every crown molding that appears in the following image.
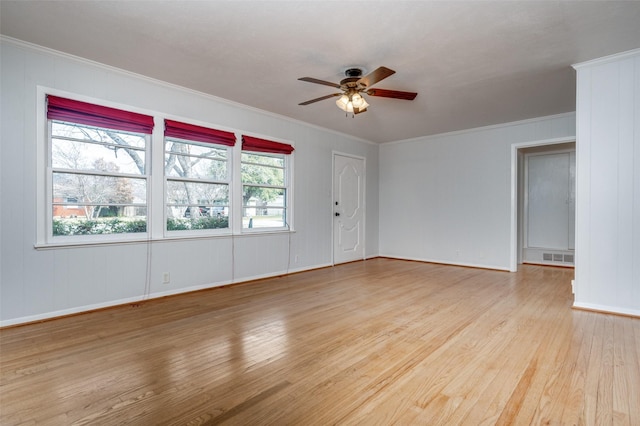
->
[0,35,376,146]
[572,48,640,70]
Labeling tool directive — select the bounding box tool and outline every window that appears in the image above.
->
[47,96,153,239]
[41,93,294,245]
[241,136,294,229]
[164,120,235,233]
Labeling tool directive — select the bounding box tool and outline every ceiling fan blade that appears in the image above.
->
[298,77,341,89]
[357,66,395,88]
[366,88,418,100]
[298,93,341,106]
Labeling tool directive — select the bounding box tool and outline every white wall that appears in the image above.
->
[4,38,636,326]
[379,114,576,270]
[573,49,640,317]
[0,39,379,326]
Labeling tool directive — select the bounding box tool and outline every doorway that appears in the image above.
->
[521,145,576,266]
[509,137,576,272]
[333,153,365,265]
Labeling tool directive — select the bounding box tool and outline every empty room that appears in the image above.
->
[1,1,639,424]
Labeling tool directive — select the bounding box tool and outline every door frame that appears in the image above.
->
[509,137,575,272]
[332,151,366,265]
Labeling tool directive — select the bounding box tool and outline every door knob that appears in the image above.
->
[335,212,340,217]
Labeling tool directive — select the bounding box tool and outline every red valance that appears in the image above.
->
[165,119,236,146]
[47,95,154,134]
[242,136,294,154]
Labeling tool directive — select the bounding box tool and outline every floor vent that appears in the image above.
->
[541,252,574,264]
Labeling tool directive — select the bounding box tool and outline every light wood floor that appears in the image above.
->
[1,259,639,425]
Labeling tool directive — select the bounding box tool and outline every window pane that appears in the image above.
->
[241,164,284,186]
[164,138,230,233]
[241,153,284,168]
[165,155,227,181]
[243,187,286,228]
[166,141,227,158]
[53,173,147,211]
[242,187,285,207]
[241,152,285,185]
[52,206,147,236]
[52,121,146,149]
[164,144,227,181]
[243,207,286,229]
[241,153,284,186]
[52,121,146,175]
[166,180,228,209]
[166,206,229,231]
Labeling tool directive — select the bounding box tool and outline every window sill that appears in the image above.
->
[33,229,295,250]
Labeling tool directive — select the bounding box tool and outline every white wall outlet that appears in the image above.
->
[162,272,170,284]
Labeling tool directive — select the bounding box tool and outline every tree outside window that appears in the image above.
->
[241,152,287,229]
[164,138,230,231]
[51,121,147,236]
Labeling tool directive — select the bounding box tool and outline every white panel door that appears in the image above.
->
[333,154,364,264]
[526,152,574,249]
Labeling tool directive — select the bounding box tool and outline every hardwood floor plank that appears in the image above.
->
[458,301,562,423]
[556,311,596,424]
[1,259,639,425]
[612,316,639,425]
[527,307,579,424]
[596,315,615,424]
[329,271,516,424]
[630,319,640,420]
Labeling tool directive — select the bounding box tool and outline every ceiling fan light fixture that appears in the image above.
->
[336,92,369,114]
[351,93,369,110]
[335,94,351,112]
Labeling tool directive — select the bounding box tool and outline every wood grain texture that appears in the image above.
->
[1,259,638,425]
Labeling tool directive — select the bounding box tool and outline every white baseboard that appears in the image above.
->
[0,296,148,328]
[0,262,334,328]
[378,254,511,272]
[572,302,640,318]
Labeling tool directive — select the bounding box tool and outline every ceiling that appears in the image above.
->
[2,1,639,143]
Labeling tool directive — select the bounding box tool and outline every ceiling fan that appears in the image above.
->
[298,66,417,115]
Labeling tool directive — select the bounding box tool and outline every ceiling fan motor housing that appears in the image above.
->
[344,68,364,78]
[341,68,365,89]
